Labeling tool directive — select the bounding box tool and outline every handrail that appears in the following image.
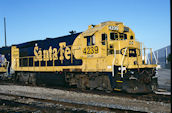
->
[20,56,35,58]
[146,53,150,64]
[143,48,158,65]
[6,61,9,75]
[112,48,116,77]
[152,49,158,65]
[121,48,127,78]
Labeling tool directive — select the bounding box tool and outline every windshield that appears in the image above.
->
[110,33,127,40]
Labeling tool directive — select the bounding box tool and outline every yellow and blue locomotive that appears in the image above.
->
[0,21,158,93]
[0,46,11,79]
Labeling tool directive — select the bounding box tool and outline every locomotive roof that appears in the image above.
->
[10,32,82,49]
[82,21,123,37]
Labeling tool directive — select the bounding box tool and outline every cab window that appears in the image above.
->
[130,35,134,40]
[124,34,127,40]
[92,35,95,45]
[110,33,118,40]
[87,37,91,46]
[102,33,107,45]
[119,33,123,40]
[86,35,95,46]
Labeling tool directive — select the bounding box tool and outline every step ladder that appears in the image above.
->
[114,78,123,91]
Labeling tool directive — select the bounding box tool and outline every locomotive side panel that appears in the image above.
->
[12,33,83,72]
[0,47,11,76]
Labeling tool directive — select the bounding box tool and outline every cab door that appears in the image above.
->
[96,33,108,71]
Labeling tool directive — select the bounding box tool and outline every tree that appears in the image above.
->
[167,53,171,63]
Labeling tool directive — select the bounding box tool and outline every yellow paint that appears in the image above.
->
[114,88,122,91]
[116,80,123,83]
[0,67,6,73]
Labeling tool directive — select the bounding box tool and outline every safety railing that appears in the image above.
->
[143,48,158,65]
[120,48,127,78]
[112,48,116,77]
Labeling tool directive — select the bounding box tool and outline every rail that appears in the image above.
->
[143,48,158,65]
[6,61,9,75]
[121,48,127,78]
[112,48,116,77]
[152,49,158,64]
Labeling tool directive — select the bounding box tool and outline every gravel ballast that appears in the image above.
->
[0,85,170,112]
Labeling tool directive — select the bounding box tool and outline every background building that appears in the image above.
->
[148,45,171,69]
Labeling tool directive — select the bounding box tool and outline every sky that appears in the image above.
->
[0,0,170,50]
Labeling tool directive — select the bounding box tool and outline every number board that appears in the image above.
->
[83,46,99,55]
[108,26,118,31]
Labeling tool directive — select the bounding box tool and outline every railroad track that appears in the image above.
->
[0,80,171,103]
[56,87,171,103]
[0,93,139,113]
[154,89,171,95]
[0,83,170,113]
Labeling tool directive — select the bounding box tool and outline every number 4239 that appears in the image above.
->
[83,46,99,54]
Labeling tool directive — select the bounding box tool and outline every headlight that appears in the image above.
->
[118,66,126,71]
[130,71,134,74]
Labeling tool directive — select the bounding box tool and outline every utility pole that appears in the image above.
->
[4,17,7,47]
